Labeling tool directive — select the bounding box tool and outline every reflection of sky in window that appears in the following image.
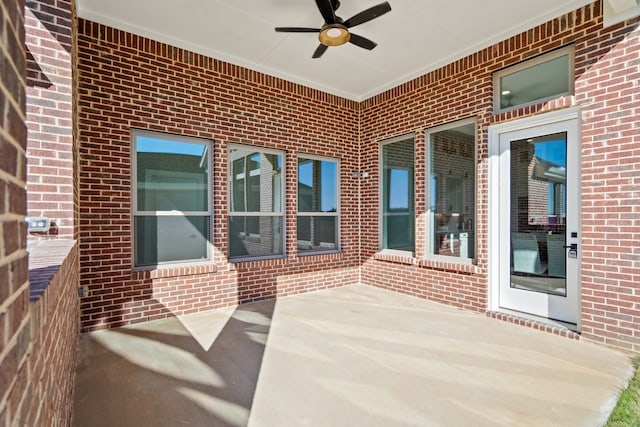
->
[389,169,409,210]
[137,136,206,156]
[298,160,337,212]
[429,174,437,210]
[534,140,566,167]
[535,139,566,216]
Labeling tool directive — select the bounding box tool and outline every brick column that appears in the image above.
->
[0,0,31,424]
[24,0,74,238]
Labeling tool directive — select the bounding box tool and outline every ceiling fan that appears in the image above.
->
[275,0,392,58]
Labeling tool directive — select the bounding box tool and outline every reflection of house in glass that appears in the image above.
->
[429,123,476,259]
[297,157,338,252]
[297,183,336,250]
[511,135,566,234]
[135,141,210,266]
[382,138,415,252]
[510,135,568,283]
[229,148,283,259]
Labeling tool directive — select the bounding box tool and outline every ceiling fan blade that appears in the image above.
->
[312,44,329,58]
[315,0,336,24]
[275,27,321,33]
[348,33,377,50]
[343,2,391,28]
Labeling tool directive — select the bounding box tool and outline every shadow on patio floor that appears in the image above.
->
[73,285,632,427]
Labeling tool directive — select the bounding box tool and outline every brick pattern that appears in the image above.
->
[24,0,74,238]
[75,2,640,353]
[359,2,640,352]
[577,12,640,352]
[24,240,79,426]
[76,20,361,331]
[0,0,30,425]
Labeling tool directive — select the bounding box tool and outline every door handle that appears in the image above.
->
[563,243,578,258]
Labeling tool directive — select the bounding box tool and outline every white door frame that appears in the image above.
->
[488,107,581,329]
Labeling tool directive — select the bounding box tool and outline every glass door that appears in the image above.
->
[497,117,579,324]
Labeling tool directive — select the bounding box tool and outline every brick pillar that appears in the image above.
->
[24,0,74,238]
[0,0,31,425]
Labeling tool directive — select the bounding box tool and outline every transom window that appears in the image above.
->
[426,118,476,262]
[297,155,339,254]
[494,45,574,113]
[132,130,212,267]
[228,145,284,260]
[380,135,415,254]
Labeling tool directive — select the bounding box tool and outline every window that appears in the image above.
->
[494,46,574,113]
[426,119,476,261]
[380,135,415,253]
[297,155,339,253]
[228,145,284,260]
[132,130,212,267]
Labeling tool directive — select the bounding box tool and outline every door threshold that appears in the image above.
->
[488,309,581,339]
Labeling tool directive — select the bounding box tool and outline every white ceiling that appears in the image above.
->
[76,0,599,101]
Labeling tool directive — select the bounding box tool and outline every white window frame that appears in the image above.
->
[297,153,341,255]
[493,45,574,114]
[379,133,416,257]
[131,129,213,269]
[425,117,477,264]
[227,144,285,261]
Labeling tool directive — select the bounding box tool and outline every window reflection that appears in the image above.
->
[297,157,339,253]
[381,138,415,252]
[133,133,211,267]
[427,121,476,260]
[510,133,567,295]
[228,147,284,259]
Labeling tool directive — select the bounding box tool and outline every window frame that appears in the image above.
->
[378,133,416,257]
[493,45,575,114]
[425,117,477,264]
[296,153,341,255]
[131,129,213,269]
[227,143,286,262]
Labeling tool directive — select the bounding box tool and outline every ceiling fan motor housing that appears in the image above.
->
[319,24,350,46]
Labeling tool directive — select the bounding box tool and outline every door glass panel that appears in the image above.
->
[510,132,567,296]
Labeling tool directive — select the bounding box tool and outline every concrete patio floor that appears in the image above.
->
[72,285,632,427]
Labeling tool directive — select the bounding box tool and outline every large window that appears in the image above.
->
[381,135,415,253]
[426,119,476,261]
[228,146,284,260]
[494,46,574,113]
[132,130,212,267]
[297,155,339,254]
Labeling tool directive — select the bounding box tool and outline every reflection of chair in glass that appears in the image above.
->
[512,232,547,274]
[546,233,566,277]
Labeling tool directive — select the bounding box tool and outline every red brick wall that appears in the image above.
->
[25,240,79,426]
[76,2,640,353]
[359,2,640,352]
[0,0,31,424]
[76,20,361,331]
[25,0,74,238]
[578,9,640,352]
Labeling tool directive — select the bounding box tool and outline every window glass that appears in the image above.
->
[427,120,476,260]
[229,147,284,260]
[381,137,414,252]
[134,216,209,266]
[297,157,339,253]
[133,132,211,267]
[495,46,573,112]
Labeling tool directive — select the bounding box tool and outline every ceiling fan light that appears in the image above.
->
[318,24,350,46]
